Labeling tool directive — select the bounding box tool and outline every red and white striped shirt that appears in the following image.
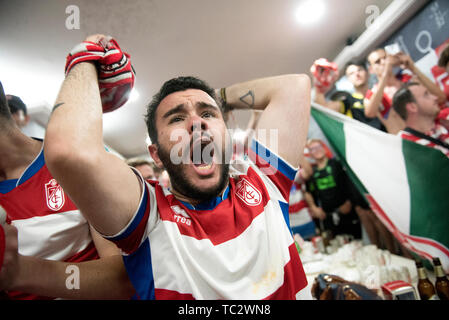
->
[365,73,412,118]
[288,180,315,239]
[399,124,449,158]
[105,139,307,300]
[0,145,99,300]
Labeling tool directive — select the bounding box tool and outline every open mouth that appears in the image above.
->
[190,137,216,175]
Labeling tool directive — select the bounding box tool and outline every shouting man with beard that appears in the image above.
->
[43,34,311,300]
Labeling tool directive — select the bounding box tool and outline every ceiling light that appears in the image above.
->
[0,56,61,109]
[295,0,326,25]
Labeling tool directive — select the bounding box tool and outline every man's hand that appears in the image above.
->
[64,33,136,113]
[395,52,446,104]
[396,52,416,73]
[311,206,326,220]
[310,58,339,94]
[84,34,113,48]
[382,55,399,79]
[0,224,19,291]
[338,200,352,215]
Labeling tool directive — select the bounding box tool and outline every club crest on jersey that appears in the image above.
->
[236,178,262,206]
[45,179,65,211]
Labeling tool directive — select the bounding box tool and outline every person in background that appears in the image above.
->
[393,82,449,158]
[364,48,446,134]
[6,95,30,130]
[288,155,317,240]
[303,139,361,240]
[437,44,449,131]
[0,81,134,299]
[312,59,386,132]
[438,44,449,74]
[126,158,157,180]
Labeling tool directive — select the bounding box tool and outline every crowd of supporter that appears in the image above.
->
[287,44,449,258]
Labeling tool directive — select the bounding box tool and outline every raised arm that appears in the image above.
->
[364,55,395,118]
[44,36,141,237]
[221,74,311,168]
[397,52,446,104]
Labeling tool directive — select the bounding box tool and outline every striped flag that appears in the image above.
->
[310,103,449,272]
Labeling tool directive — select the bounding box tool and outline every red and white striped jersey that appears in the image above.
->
[105,139,307,300]
[399,124,449,158]
[0,145,99,299]
[289,181,315,239]
[365,73,412,118]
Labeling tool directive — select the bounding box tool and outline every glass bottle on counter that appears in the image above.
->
[433,257,449,300]
[416,260,439,300]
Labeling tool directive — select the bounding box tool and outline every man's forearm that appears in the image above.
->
[412,65,447,104]
[47,62,104,154]
[313,90,341,112]
[12,255,134,300]
[220,74,310,168]
[364,77,387,118]
[222,74,299,111]
[298,155,313,180]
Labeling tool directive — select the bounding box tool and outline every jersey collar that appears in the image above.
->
[179,184,230,211]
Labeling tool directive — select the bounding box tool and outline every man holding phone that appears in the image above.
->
[364,46,446,134]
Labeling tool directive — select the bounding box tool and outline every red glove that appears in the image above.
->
[310,58,339,94]
[65,38,136,113]
[64,41,105,75]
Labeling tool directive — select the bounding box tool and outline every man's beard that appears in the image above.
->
[157,142,230,202]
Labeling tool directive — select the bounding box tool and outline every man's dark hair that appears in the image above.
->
[6,95,27,116]
[145,76,219,144]
[126,158,156,171]
[438,45,449,69]
[0,81,14,124]
[366,47,385,65]
[344,60,367,75]
[392,82,420,120]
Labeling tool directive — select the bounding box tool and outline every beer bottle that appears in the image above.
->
[433,257,449,300]
[416,260,439,300]
[342,285,362,300]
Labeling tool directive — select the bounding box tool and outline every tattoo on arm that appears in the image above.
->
[239,90,255,108]
[52,102,65,113]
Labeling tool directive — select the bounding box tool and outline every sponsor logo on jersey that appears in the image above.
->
[236,178,262,206]
[171,205,192,226]
[45,179,65,211]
